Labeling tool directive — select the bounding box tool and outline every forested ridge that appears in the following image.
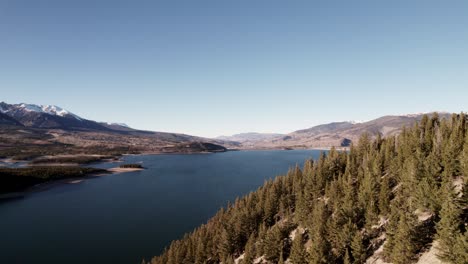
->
[147,113,468,264]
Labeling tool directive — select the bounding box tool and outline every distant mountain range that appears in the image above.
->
[216,132,285,147]
[0,101,454,152]
[219,113,452,149]
[0,102,237,155]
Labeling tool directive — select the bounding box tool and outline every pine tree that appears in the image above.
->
[263,184,280,227]
[378,175,391,215]
[294,190,308,225]
[263,226,283,263]
[242,234,256,264]
[328,217,357,262]
[307,202,330,264]
[461,131,468,207]
[224,255,235,264]
[390,212,417,264]
[341,172,359,223]
[194,230,208,264]
[383,194,405,260]
[278,249,285,264]
[358,168,379,228]
[289,232,307,264]
[219,226,237,258]
[343,248,352,264]
[451,231,468,264]
[436,183,463,263]
[350,231,366,264]
[256,223,267,256]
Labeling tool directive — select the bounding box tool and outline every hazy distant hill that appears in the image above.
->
[99,122,137,132]
[0,101,454,153]
[250,113,452,149]
[217,132,285,143]
[293,121,355,136]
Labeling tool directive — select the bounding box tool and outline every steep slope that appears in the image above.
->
[148,113,468,264]
[0,102,81,119]
[0,112,23,126]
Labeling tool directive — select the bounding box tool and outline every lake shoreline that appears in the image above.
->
[0,148,329,199]
[0,165,145,200]
[1,147,340,167]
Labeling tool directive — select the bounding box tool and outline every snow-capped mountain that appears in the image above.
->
[348,120,366,125]
[105,122,129,128]
[0,102,82,120]
[0,102,111,130]
[0,102,137,132]
[99,122,134,131]
[41,105,82,120]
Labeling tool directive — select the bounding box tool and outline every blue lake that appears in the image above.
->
[0,150,323,264]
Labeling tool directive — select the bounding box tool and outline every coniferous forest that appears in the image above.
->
[148,113,468,264]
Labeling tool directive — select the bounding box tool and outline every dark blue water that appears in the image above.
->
[0,150,323,264]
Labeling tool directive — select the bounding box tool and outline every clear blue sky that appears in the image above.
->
[1,0,467,137]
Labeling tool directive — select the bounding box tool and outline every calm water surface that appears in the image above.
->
[0,150,323,264]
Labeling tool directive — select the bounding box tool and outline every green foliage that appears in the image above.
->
[278,250,285,264]
[378,175,391,215]
[262,222,294,263]
[242,234,256,264]
[436,182,465,263]
[307,202,331,264]
[350,231,367,264]
[451,231,468,264]
[343,248,352,264]
[289,232,307,264]
[262,225,283,263]
[223,255,235,264]
[389,212,418,264]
